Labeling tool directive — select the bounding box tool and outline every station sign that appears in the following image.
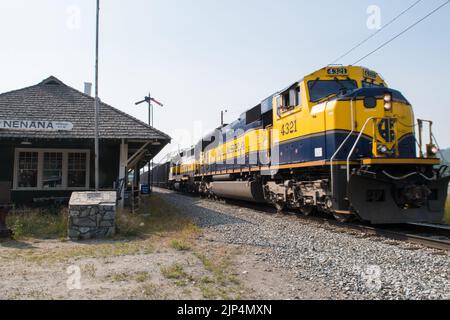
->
[0,120,74,131]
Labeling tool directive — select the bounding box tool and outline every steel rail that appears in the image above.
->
[155,187,450,251]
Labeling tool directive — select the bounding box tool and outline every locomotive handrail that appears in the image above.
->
[330,98,355,199]
[346,117,394,182]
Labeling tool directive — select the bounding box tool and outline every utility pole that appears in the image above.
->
[94,0,100,191]
[148,92,152,193]
[135,93,164,193]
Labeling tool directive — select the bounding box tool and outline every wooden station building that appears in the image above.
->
[0,76,170,207]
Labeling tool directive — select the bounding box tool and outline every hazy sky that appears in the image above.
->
[1,0,449,161]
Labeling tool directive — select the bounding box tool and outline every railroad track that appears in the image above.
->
[166,189,450,252]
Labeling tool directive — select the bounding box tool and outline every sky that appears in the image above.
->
[1,0,449,161]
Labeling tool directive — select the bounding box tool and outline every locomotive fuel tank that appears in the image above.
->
[211,181,265,203]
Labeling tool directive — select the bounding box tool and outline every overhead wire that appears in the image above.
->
[331,0,423,64]
[352,0,450,65]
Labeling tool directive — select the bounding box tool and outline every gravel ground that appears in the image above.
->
[156,188,450,300]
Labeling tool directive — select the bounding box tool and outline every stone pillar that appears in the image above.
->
[68,191,117,241]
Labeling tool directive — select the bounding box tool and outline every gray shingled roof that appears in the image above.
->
[0,76,171,141]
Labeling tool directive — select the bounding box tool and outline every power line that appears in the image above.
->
[331,0,423,64]
[353,0,450,65]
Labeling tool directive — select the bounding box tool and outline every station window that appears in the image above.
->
[17,152,38,188]
[43,152,63,189]
[68,153,87,188]
[14,149,90,190]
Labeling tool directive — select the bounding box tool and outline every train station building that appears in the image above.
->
[0,76,170,207]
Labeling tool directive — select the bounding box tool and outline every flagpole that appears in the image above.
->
[94,0,100,191]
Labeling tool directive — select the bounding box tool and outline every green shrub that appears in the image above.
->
[170,239,191,251]
[6,208,68,240]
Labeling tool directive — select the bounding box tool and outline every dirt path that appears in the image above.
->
[0,192,337,300]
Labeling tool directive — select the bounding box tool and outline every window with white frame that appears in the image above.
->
[14,149,90,190]
[17,152,38,188]
[68,152,87,188]
[43,152,63,189]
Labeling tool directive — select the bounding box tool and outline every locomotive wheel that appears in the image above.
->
[300,206,316,217]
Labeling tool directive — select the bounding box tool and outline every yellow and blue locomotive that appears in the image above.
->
[163,66,449,224]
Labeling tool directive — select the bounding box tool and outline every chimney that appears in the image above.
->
[84,82,92,96]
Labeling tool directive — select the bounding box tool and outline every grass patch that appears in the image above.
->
[110,271,150,283]
[4,194,198,242]
[170,239,192,251]
[4,240,155,264]
[193,251,242,299]
[133,283,165,299]
[115,195,200,239]
[194,252,231,286]
[6,208,68,240]
[161,263,194,287]
[161,263,189,280]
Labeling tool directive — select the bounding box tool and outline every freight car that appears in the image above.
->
[142,162,171,189]
[155,66,449,224]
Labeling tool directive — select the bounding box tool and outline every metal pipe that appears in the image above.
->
[346,117,379,182]
[418,119,424,158]
[147,92,153,193]
[94,0,100,191]
[382,170,435,181]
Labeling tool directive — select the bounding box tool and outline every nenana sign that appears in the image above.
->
[0,120,73,131]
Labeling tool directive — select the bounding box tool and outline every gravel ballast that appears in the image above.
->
[156,188,450,300]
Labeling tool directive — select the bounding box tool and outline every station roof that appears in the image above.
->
[0,76,171,142]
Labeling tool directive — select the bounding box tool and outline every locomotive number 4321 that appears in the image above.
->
[281,120,298,136]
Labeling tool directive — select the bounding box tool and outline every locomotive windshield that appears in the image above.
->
[308,79,358,102]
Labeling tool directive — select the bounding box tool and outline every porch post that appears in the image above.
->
[118,139,128,209]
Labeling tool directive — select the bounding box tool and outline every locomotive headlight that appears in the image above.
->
[430,146,439,156]
[378,144,389,154]
[384,93,392,103]
[432,146,439,154]
[384,93,393,111]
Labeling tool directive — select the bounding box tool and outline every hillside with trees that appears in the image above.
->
[440,148,450,167]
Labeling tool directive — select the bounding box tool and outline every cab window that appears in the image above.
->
[277,86,301,116]
[308,79,357,102]
[362,81,386,88]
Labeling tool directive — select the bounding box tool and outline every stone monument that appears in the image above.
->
[68,191,117,240]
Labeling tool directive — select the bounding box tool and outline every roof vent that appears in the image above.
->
[84,82,92,96]
[41,76,63,86]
